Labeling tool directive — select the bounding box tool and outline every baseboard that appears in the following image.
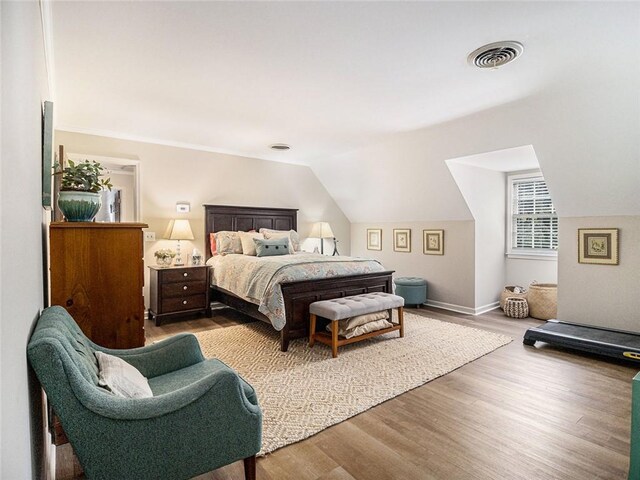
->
[424,300,500,316]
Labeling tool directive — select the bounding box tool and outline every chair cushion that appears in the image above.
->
[148,358,257,405]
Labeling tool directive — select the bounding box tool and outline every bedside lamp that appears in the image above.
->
[164,219,194,266]
[309,222,335,255]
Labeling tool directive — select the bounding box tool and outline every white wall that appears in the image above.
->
[325,26,638,318]
[351,221,475,312]
[55,131,350,307]
[505,258,557,290]
[1,2,50,477]
[447,163,505,309]
[557,216,640,333]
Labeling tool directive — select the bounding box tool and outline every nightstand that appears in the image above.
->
[148,265,211,325]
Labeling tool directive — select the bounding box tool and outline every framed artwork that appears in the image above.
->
[367,229,382,251]
[423,229,444,255]
[578,228,619,265]
[393,229,411,252]
[42,101,54,208]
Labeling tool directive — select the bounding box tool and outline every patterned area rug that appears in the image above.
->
[195,312,511,456]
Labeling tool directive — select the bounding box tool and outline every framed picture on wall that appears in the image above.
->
[367,229,382,251]
[578,228,619,265]
[393,229,411,252]
[423,229,444,255]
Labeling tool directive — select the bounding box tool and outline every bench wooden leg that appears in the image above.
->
[398,306,404,338]
[331,320,338,358]
[309,313,317,347]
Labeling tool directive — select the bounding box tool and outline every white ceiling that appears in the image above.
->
[50,1,627,167]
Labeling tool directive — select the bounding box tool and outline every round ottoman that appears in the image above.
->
[395,277,428,308]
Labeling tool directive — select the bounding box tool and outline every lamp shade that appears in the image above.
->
[309,222,334,238]
[164,219,194,240]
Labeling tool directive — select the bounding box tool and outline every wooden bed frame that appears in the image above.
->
[204,204,394,351]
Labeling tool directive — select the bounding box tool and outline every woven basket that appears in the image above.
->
[527,283,557,320]
[499,285,527,310]
[504,297,529,319]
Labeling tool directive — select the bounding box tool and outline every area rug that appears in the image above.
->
[195,312,511,456]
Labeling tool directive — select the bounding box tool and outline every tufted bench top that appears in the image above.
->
[309,292,405,321]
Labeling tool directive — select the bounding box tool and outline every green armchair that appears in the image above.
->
[27,306,262,480]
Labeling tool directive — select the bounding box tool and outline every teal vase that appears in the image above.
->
[58,191,102,222]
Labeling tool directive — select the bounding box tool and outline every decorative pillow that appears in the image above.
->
[260,229,300,252]
[238,231,264,256]
[215,231,243,255]
[94,351,153,399]
[209,233,217,256]
[254,238,291,257]
[326,318,394,339]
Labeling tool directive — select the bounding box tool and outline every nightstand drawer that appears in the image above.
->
[161,281,207,298]
[161,294,207,313]
[163,268,207,284]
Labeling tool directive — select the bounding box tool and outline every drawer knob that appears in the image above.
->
[183,300,188,305]
[183,272,188,277]
[183,285,188,290]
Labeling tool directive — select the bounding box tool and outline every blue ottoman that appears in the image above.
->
[395,277,428,308]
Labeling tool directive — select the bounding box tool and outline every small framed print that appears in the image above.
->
[578,228,619,265]
[367,229,382,251]
[393,229,411,252]
[423,229,444,255]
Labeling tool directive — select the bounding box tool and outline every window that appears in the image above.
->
[507,173,557,257]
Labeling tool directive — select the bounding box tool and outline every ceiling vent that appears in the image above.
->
[468,41,524,69]
[270,143,291,151]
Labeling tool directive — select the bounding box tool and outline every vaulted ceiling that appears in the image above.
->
[51,2,637,166]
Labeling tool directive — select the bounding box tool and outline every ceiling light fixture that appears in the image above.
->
[270,143,291,151]
[468,41,524,69]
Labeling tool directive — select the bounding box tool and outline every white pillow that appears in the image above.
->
[95,351,153,399]
[238,231,264,256]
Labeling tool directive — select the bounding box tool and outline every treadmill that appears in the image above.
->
[523,319,640,363]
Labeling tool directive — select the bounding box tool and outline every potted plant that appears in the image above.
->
[54,160,113,222]
[154,249,176,267]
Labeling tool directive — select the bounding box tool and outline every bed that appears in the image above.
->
[204,204,394,351]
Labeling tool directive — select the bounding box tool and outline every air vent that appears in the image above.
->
[270,143,291,151]
[468,41,524,69]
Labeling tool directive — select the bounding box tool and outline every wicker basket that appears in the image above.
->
[499,285,527,310]
[504,297,529,319]
[527,283,557,320]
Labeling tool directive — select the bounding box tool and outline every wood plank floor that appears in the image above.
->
[56,307,637,480]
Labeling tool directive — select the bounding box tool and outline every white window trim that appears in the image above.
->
[506,171,558,260]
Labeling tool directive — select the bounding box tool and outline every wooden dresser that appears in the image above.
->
[49,222,148,349]
[148,265,210,325]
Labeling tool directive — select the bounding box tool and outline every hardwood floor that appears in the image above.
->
[56,307,637,480]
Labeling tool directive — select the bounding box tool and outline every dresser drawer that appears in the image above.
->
[161,281,207,298]
[161,294,207,313]
[162,268,207,284]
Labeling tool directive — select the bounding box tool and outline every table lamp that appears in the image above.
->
[309,222,335,255]
[164,219,194,266]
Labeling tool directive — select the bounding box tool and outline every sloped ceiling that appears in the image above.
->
[51,2,640,221]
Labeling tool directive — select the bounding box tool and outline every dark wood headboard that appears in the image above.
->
[203,204,298,260]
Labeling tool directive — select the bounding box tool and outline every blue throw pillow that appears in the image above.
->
[254,238,291,257]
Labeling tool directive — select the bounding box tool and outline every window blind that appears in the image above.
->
[511,178,558,250]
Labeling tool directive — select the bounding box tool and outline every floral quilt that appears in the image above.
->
[207,253,385,331]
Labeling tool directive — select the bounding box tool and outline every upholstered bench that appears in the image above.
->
[309,292,405,358]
